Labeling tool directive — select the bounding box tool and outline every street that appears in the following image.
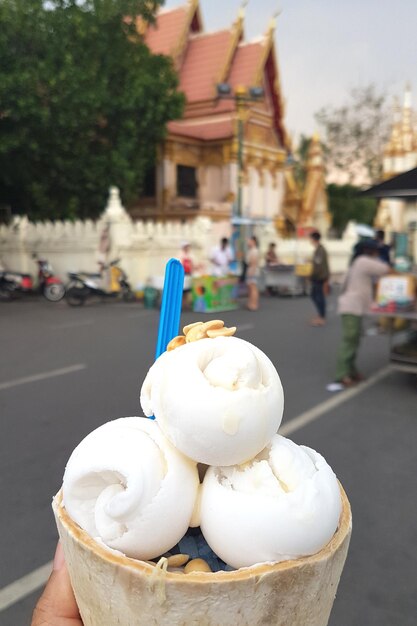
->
[0,294,416,625]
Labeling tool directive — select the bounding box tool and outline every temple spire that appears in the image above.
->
[238,0,249,21]
[404,82,412,109]
[401,83,413,153]
[268,7,282,34]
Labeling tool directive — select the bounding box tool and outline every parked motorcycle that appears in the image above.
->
[0,255,65,302]
[65,259,135,306]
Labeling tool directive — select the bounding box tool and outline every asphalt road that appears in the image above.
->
[0,294,416,625]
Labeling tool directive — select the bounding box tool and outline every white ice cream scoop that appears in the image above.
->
[199,435,342,569]
[62,417,199,560]
[140,336,284,466]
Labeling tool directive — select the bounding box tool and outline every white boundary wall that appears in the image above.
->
[0,187,357,288]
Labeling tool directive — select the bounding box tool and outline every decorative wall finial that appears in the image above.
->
[238,0,249,21]
[268,6,282,31]
[404,82,412,109]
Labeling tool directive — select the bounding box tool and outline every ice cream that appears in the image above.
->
[63,416,199,560]
[140,335,284,466]
[199,435,342,569]
[55,319,351,626]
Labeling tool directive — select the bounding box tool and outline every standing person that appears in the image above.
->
[375,229,391,265]
[264,242,279,296]
[179,241,193,276]
[210,237,233,276]
[309,231,330,326]
[179,241,194,309]
[246,235,260,311]
[265,242,279,267]
[334,239,390,386]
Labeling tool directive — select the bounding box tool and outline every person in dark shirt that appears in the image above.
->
[309,231,330,326]
[375,229,391,265]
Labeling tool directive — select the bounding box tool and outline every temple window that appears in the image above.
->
[142,166,156,197]
[177,165,198,198]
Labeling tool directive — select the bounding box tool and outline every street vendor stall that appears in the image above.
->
[192,275,238,313]
[368,273,417,373]
[262,264,310,296]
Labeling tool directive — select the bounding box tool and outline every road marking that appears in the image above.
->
[51,320,94,330]
[237,323,255,333]
[0,561,52,612]
[280,365,392,436]
[0,364,87,391]
[0,364,392,613]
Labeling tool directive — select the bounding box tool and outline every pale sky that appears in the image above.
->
[164,0,417,139]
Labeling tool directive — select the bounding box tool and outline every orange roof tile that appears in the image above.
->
[227,41,264,90]
[144,6,190,56]
[168,117,234,141]
[179,31,233,103]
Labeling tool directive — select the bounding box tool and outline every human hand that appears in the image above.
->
[31,542,83,625]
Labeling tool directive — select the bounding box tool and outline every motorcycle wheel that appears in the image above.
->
[44,283,66,302]
[0,286,13,301]
[65,284,87,306]
[122,287,136,302]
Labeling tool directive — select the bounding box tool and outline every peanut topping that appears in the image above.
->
[167,320,236,352]
[166,554,190,568]
[167,335,186,351]
[183,321,204,335]
[207,326,236,338]
[202,320,224,332]
[184,558,212,574]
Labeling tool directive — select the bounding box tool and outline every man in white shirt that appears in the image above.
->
[210,237,233,276]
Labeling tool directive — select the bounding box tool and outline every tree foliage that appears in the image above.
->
[315,84,389,185]
[293,134,311,188]
[0,0,184,220]
[327,183,377,237]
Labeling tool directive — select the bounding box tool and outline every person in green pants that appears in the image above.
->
[335,239,389,386]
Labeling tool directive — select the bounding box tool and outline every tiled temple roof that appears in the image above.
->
[144,2,286,146]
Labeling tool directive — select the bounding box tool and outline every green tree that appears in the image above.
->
[293,134,311,188]
[327,183,377,237]
[315,84,389,184]
[0,0,184,220]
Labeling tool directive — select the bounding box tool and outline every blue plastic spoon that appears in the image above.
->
[149,259,184,421]
[155,258,185,360]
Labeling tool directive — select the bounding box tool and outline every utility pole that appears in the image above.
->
[216,83,264,277]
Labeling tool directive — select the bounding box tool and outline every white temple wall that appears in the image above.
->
[0,187,361,289]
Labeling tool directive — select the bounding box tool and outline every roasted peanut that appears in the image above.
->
[166,554,190,568]
[186,325,207,342]
[183,321,204,335]
[202,320,224,332]
[206,326,236,338]
[167,335,186,351]
[184,558,212,573]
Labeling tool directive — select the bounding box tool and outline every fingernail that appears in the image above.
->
[53,541,65,571]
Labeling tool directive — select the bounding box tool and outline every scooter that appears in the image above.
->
[0,255,65,302]
[65,259,135,306]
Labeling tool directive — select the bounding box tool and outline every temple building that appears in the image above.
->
[130,0,328,236]
[374,84,417,232]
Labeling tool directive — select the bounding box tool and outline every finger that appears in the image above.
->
[31,543,83,626]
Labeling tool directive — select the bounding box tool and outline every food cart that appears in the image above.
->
[191,275,238,313]
[262,264,310,296]
[369,274,417,373]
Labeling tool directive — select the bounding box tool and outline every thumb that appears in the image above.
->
[31,542,83,626]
